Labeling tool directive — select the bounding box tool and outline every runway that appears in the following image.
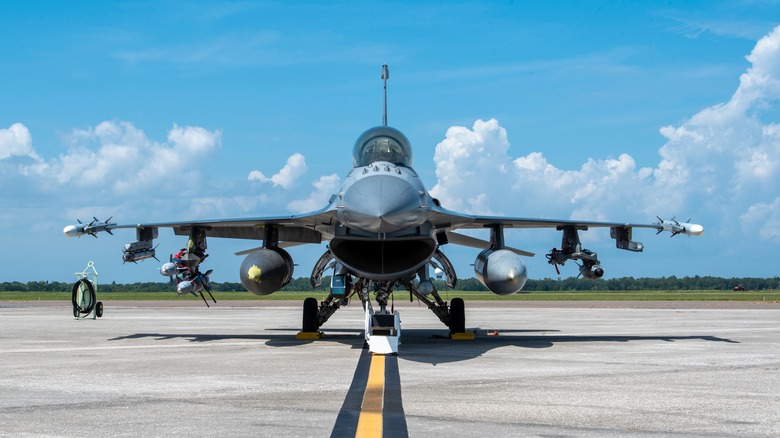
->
[1,301,778,437]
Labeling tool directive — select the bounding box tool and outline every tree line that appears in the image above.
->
[2,275,777,292]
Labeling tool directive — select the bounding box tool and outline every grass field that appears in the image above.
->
[2,290,779,302]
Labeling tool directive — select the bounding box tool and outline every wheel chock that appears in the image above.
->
[296,331,323,340]
[450,332,476,340]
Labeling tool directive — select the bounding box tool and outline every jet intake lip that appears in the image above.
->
[338,174,426,233]
[330,236,436,280]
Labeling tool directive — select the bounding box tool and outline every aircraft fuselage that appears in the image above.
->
[329,126,438,281]
[336,161,430,234]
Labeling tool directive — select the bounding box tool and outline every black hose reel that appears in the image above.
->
[72,261,103,319]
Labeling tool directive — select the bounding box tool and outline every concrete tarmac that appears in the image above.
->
[0,300,778,437]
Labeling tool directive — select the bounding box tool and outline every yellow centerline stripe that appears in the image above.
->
[356,354,385,437]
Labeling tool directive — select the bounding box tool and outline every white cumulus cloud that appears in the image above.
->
[432,24,780,244]
[20,120,221,196]
[186,194,271,218]
[740,197,780,240]
[248,152,307,189]
[287,173,340,213]
[430,119,654,220]
[0,123,40,161]
[430,119,511,214]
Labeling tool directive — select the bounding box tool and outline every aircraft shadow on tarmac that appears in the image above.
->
[396,329,739,365]
[108,329,366,349]
[108,328,737,365]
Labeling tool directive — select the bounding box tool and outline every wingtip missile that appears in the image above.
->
[64,218,116,238]
[63,224,82,238]
[656,217,704,237]
[685,223,704,236]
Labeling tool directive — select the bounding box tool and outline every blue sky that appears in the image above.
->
[2,1,780,285]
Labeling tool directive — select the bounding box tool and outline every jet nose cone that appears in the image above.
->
[339,174,426,233]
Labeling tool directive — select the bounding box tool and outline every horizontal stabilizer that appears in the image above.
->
[446,231,534,257]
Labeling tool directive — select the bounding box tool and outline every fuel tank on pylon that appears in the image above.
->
[239,247,294,295]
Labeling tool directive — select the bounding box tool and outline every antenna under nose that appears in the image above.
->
[382,64,389,126]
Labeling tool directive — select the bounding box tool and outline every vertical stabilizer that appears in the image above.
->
[382,64,389,126]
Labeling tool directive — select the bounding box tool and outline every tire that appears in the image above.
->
[449,297,465,334]
[96,301,104,318]
[302,297,319,332]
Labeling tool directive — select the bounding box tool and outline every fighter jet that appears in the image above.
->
[64,65,703,352]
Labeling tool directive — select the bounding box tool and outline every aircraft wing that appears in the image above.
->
[429,206,657,231]
[427,205,703,253]
[432,212,662,232]
[64,208,339,245]
[427,203,706,233]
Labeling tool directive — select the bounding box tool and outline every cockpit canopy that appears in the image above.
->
[352,126,413,168]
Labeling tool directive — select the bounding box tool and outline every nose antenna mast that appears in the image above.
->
[382,64,389,126]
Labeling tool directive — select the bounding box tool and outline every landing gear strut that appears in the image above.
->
[296,275,357,339]
[400,278,473,339]
[295,250,474,348]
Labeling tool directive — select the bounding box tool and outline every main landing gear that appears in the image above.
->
[295,267,474,352]
[301,297,319,333]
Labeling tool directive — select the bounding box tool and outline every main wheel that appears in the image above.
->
[449,297,465,334]
[302,297,319,332]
